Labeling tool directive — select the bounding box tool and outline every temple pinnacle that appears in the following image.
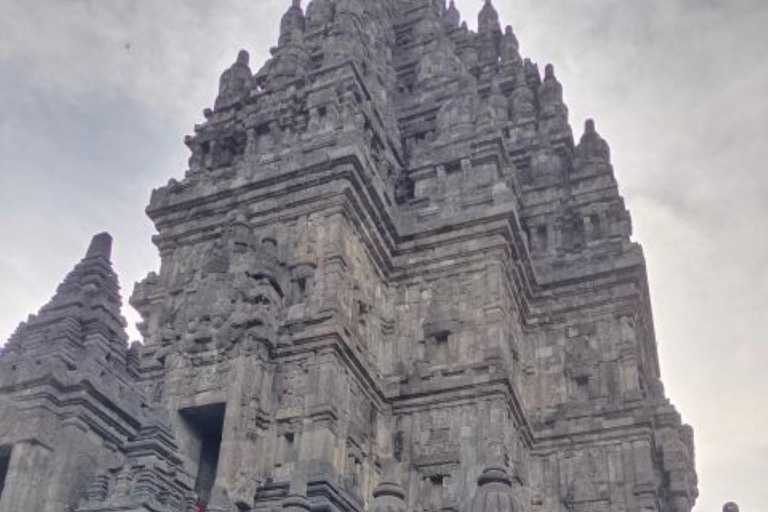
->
[85,232,113,260]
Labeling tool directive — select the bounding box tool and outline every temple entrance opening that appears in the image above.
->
[181,404,225,509]
[0,445,11,501]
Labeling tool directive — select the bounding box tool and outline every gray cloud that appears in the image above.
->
[1,0,766,510]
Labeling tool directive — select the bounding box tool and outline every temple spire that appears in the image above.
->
[279,0,306,46]
[478,0,501,35]
[538,63,569,136]
[85,231,113,260]
[444,0,460,27]
[575,119,612,174]
[215,50,253,110]
[1,232,128,363]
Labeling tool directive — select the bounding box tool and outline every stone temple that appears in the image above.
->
[0,0,699,511]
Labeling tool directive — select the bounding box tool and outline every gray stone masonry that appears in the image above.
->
[0,1,697,511]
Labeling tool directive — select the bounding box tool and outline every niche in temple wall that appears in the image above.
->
[564,323,599,403]
[561,449,612,512]
[277,358,309,412]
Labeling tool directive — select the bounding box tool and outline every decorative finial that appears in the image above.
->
[469,462,522,512]
[369,459,406,512]
[85,232,113,260]
[478,0,500,34]
[576,118,611,169]
[237,49,250,66]
[723,503,740,512]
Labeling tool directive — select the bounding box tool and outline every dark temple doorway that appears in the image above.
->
[181,404,225,509]
[0,445,11,501]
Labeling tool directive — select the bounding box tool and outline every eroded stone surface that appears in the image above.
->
[0,1,697,512]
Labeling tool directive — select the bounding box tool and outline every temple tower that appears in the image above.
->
[0,1,697,512]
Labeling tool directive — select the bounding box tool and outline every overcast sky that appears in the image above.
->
[1,0,766,510]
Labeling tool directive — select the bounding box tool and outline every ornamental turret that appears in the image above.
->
[574,119,613,175]
[444,0,460,28]
[279,0,306,46]
[538,63,569,136]
[510,69,536,123]
[478,0,501,36]
[500,25,521,69]
[215,50,253,110]
[478,0,502,64]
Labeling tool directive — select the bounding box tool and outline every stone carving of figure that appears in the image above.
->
[175,219,286,359]
[215,50,253,110]
[619,315,636,345]
[531,144,562,183]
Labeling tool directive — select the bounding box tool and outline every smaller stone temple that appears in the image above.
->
[0,1,698,511]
